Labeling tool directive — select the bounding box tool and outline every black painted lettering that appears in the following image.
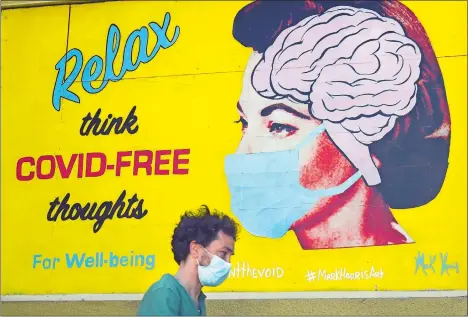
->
[80,106,139,136]
[46,190,148,233]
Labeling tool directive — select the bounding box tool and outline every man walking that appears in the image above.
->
[137,205,239,316]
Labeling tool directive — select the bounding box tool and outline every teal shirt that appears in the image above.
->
[137,274,207,316]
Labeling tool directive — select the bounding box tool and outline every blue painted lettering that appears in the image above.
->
[82,55,107,93]
[33,252,155,270]
[414,251,436,275]
[52,12,180,111]
[440,252,459,276]
[52,49,83,109]
[32,254,61,269]
[66,253,86,268]
[414,251,460,276]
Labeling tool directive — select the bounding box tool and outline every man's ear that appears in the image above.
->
[189,240,199,258]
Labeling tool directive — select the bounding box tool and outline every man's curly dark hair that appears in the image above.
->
[171,205,239,264]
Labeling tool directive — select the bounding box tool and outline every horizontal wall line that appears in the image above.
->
[2,291,467,302]
[1,0,110,9]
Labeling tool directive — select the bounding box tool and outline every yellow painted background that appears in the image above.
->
[1,1,466,295]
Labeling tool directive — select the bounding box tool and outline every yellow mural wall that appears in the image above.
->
[1,1,466,295]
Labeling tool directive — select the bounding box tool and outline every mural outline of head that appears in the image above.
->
[227,0,451,249]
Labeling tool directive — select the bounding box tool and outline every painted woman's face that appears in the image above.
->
[236,54,321,154]
[235,53,360,224]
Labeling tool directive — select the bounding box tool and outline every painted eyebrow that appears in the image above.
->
[260,104,311,120]
[237,102,245,114]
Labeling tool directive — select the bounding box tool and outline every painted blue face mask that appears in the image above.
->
[224,124,362,239]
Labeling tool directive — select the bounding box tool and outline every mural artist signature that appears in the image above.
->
[414,251,459,276]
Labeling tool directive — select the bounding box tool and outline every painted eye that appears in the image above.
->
[269,122,298,136]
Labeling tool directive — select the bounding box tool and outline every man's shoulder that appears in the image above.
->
[137,274,182,316]
[144,274,181,295]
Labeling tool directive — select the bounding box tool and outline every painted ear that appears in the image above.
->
[372,155,382,168]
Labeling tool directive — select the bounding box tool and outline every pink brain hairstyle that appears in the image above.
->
[233,0,451,209]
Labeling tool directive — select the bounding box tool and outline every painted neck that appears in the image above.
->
[292,179,411,249]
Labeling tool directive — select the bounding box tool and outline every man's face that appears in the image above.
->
[199,231,235,265]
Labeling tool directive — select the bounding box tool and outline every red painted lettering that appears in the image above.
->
[56,154,78,178]
[173,149,190,175]
[116,151,132,176]
[155,150,171,175]
[16,157,35,181]
[77,153,84,178]
[37,155,56,180]
[85,152,107,177]
[133,150,153,176]
[14,148,191,181]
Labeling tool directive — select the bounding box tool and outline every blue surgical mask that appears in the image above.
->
[197,248,231,287]
[224,124,362,239]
